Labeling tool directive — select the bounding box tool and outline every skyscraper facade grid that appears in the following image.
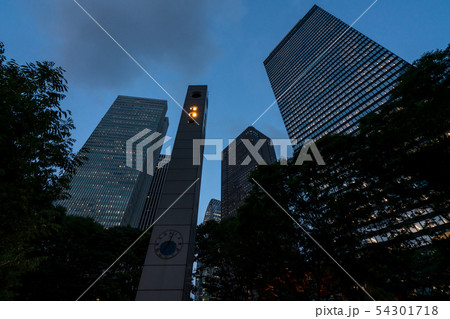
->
[264,6,449,248]
[57,95,168,228]
[203,199,221,223]
[221,126,277,219]
[264,5,410,146]
[195,198,222,301]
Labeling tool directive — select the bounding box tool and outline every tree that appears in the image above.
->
[0,42,82,299]
[195,45,450,300]
[14,214,149,301]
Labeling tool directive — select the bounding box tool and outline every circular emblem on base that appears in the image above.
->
[154,230,183,259]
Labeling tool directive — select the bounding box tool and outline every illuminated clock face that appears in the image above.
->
[154,230,183,259]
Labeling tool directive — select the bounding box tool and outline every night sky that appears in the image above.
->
[1,0,449,223]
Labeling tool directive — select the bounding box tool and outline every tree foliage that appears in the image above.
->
[0,42,85,299]
[196,45,450,300]
[14,214,149,301]
[0,42,152,301]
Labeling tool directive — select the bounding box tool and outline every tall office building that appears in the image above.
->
[221,126,276,219]
[203,199,221,223]
[58,95,168,228]
[195,199,222,301]
[137,154,171,230]
[264,5,410,145]
[194,266,211,301]
[264,6,449,248]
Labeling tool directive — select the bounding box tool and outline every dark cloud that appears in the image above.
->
[29,0,222,88]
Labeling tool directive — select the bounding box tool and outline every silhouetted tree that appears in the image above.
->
[15,214,149,301]
[0,42,82,299]
[195,45,450,300]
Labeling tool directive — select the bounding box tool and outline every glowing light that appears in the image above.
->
[190,106,198,111]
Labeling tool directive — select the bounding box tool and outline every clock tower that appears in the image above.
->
[136,85,208,301]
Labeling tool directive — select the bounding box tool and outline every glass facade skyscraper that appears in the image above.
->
[221,126,276,219]
[264,5,410,145]
[58,95,168,228]
[194,198,222,301]
[203,199,221,223]
[264,6,449,248]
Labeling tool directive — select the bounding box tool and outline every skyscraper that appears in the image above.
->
[264,5,410,145]
[137,154,171,230]
[195,199,222,301]
[203,199,221,223]
[264,6,449,248]
[221,126,276,219]
[58,95,168,228]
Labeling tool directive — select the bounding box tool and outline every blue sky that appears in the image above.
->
[1,0,449,223]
